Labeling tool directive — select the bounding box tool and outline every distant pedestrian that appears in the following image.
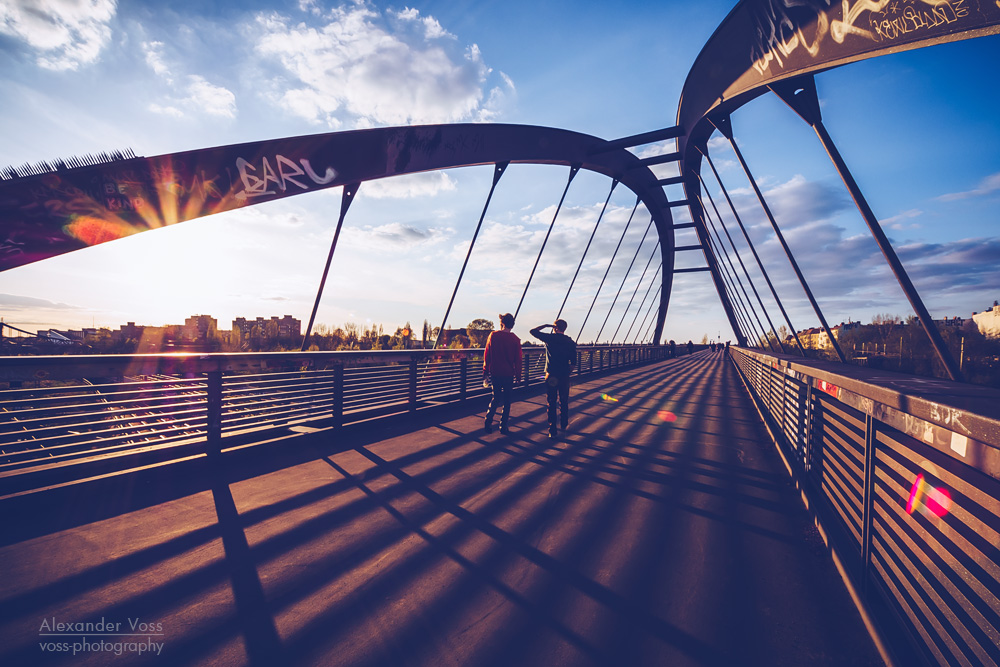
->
[530,319,577,438]
[484,313,522,434]
[669,340,676,358]
[687,340,694,355]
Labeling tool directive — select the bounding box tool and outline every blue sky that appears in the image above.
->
[1,0,997,344]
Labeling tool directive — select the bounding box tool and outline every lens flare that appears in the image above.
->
[657,410,677,422]
[601,393,619,402]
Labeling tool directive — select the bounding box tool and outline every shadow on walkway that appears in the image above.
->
[0,352,883,666]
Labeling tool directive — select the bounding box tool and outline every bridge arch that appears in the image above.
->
[0,124,678,342]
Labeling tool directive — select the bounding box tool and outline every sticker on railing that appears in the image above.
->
[906,472,952,519]
[817,380,839,398]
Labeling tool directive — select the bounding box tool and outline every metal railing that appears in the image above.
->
[0,344,668,495]
[730,347,1000,667]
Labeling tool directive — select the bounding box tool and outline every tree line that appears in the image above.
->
[758,314,1000,388]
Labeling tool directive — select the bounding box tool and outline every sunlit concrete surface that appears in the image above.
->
[0,351,883,666]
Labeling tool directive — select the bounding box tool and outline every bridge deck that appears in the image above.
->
[0,351,883,666]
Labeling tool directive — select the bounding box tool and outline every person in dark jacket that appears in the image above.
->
[530,319,576,438]
[483,313,522,434]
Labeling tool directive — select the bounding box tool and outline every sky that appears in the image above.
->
[0,0,998,345]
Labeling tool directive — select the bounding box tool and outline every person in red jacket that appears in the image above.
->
[483,313,522,434]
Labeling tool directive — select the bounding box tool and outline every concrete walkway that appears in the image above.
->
[0,351,883,666]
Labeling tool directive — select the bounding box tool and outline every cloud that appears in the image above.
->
[142,40,171,80]
[251,4,496,127]
[360,171,457,199]
[882,208,922,230]
[141,39,237,119]
[391,7,453,40]
[343,222,452,251]
[936,171,1000,201]
[0,293,79,311]
[0,0,116,70]
[631,140,678,160]
[186,75,237,118]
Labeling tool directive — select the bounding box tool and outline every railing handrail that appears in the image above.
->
[0,344,660,384]
[728,345,1000,667]
[732,346,1000,455]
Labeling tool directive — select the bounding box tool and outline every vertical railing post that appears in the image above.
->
[803,382,814,473]
[333,366,344,428]
[861,413,878,596]
[459,357,468,401]
[206,370,222,456]
[409,357,418,412]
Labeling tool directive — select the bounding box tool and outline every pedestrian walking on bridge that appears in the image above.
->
[484,313,522,434]
[530,319,576,438]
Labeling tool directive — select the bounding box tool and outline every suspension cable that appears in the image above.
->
[575,197,641,343]
[557,179,618,319]
[513,164,581,321]
[594,217,655,343]
[433,162,509,349]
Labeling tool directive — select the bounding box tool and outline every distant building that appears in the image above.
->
[933,316,966,328]
[972,301,1000,337]
[112,321,145,342]
[232,315,301,341]
[794,321,860,350]
[182,315,218,342]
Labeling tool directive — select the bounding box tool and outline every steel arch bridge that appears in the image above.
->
[1,1,998,375]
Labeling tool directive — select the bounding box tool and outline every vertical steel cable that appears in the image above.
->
[575,197,641,342]
[698,178,782,352]
[594,217,655,343]
[701,213,758,347]
[513,164,581,321]
[433,162,509,349]
[699,189,773,350]
[632,284,661,345]
[557,179,618,319]
[302,182,361,351]
[610,246,659,342]
[700,147,806,355]
[623,264,661,343]
[716,116,846,362]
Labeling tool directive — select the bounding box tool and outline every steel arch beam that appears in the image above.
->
[0,123,677,342]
